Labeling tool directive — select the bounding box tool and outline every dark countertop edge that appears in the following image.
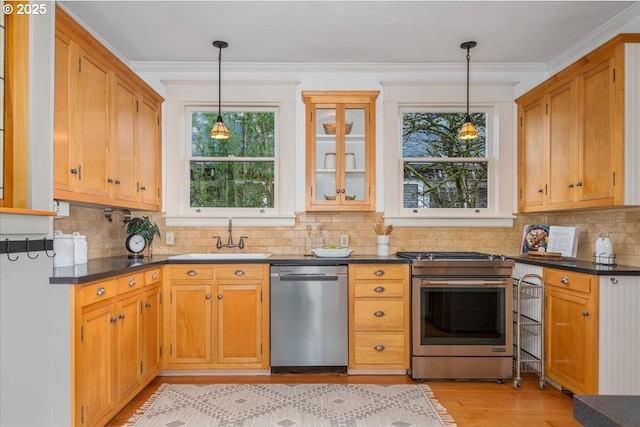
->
[50,254,410,285]
[573,395,640,427]
[509,256,640,276]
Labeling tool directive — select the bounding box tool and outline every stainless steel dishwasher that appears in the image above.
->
[270,265,348,372]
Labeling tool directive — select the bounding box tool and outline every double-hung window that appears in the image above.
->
[381,82,515,227]
[189,108,275,209]
[164,81,297,227]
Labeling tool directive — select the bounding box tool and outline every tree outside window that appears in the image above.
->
[190,111,275,208]
[402,112,488,209]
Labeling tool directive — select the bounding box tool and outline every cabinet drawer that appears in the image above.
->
[354,300,404,331]
[216,265,265,281]
[544,269,592,294]
[354,332,405,365]
[166,266,214,280]
[354,280,404,298]
[117,272,144,294]
[144,268,162,286]
[352,264,406,281]
[79,279,117,307]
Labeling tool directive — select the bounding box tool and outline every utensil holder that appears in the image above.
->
[377,235,390,257]
[324,152,336,170]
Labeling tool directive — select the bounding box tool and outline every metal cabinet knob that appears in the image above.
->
[374,270,385,276]
[537,188,543,193]
[560,277,569,284]
[129,278,136,287]
[110,317,117,323]
[187,270,198,276]
[115,180,121,185]
[218,295,223,300]
[118,313,125,319]
[205,294,211,300]
[374,286,385,293]
[374,311,385,317]
[567,183,574,188]
[70,168,78,175]
[576,182,583,187]
[145,302,151,308]
[234,270,245,276]
[140,186,146,191]
[152,273,158,280]
[96,287,106,296]
[582,311,589,317]
[107,177,114,183]
[373,345,385,352]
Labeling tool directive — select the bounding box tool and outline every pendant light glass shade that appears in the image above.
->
[459,115,478,140]
[458,41,478,140]
[211,40,230,140]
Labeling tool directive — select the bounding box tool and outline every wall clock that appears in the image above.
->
[126,233,147,259]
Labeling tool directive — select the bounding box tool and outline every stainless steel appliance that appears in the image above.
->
[270,265,348,371]
[396,251,515,381]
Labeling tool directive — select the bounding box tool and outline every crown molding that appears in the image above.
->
[130,60,548,75]
[547,2,640,75]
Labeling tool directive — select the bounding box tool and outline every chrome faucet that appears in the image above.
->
[215,216,247,249]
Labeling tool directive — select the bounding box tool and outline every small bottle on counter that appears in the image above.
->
[595,232,604,263]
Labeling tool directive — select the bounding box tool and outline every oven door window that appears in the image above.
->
[419,287,506,345]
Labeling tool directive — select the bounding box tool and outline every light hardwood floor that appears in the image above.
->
[107,373,580,427]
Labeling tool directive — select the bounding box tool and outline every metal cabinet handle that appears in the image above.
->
[234,270,245,276]
[373,345,385,352]
[560,277,569,284]
[205,294,211,300]
[374,311,385,317]
[583,311,589,317]
[152,273,158,280]
[218,295,223,300]
[187,270,198,276]
[96,287,106,296]
[374,286,385,293]
[118,313,125,319]
[129,278,136,287]
[374,270,385,276]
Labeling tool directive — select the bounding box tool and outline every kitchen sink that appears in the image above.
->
[168,253,272,260]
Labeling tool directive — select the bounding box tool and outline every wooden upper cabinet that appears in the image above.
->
[516,34,639,213]
[53,5,163,211]
[303,91,379,212]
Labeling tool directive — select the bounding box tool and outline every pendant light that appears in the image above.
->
[458,41,478,140]
[211,40,230,139]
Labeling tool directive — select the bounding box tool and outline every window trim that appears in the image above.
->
[164,81,298,227]
[381,82,516,227]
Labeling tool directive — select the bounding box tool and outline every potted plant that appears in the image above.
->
[125,216,161,257]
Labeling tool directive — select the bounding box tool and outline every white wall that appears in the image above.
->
[0,3,72,426]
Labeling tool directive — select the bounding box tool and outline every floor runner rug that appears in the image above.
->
[124,383,456,427]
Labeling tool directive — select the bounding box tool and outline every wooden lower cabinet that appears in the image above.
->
[164,264,270,370]
[544,268,598,394]
[348,263,410,371]
[72,268,162,427]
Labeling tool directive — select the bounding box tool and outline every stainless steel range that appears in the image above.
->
[396,251,515,381]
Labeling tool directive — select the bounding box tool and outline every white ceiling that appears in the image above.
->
[60,1,638,67]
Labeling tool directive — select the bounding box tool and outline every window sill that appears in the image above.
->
[383,214,516,228]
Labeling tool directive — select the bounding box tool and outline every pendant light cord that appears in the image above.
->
[218,45,222,117]
[466,48,470,117]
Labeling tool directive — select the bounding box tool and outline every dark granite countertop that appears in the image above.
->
[574,395,640,427]
[509,256,640,276]
[50,254,410,285]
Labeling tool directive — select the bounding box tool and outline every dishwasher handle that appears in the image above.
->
[273,273,345,282]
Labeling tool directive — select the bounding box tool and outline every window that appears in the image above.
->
[189,109,275,208]
[381,82,515,227]
[164,81,297,227]
[402,111,488,209]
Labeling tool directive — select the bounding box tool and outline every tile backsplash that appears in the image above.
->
[54,206,640,267]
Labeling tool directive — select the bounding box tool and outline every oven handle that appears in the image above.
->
[419,279,508,287]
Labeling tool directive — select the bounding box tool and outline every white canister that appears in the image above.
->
[324,152,336,170]
[377,235,390,257]
[73,232,88,264]
[345,153,356,170]
[53,230,74,267]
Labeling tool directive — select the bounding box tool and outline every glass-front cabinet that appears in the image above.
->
[303,91,379,211]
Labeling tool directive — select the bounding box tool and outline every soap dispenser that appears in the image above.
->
[595,232,604,263]
[601,232,613,264]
